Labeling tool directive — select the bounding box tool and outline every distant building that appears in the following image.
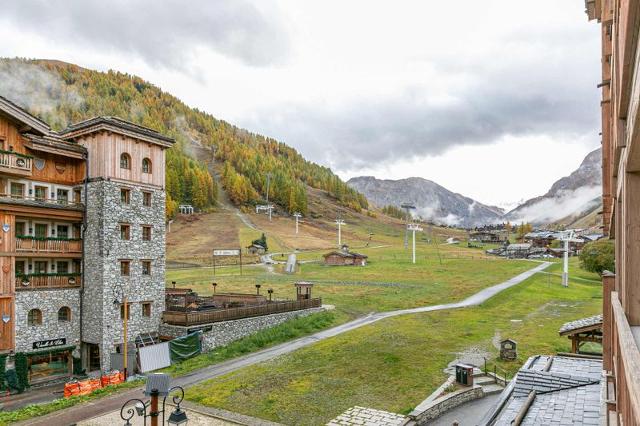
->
[505,243,532,258]
[470,231,504,244]
[323,245,368,266]
[524,230,560,248]
[247,244,266,255]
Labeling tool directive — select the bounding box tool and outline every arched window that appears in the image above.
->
[58,306,71,322]
[28,309,42,326]
[142,158,152,174]
[120,153,131,170]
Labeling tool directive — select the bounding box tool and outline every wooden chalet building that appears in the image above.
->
[323,245,368,266]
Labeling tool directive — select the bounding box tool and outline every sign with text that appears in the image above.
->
[33,338,67,350]
[213,249,240,256]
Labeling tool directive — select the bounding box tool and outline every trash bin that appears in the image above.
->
[455,363,474,386]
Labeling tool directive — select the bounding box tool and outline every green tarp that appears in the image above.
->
[169,331,202,362]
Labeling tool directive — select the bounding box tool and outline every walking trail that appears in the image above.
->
[17,262,551,426]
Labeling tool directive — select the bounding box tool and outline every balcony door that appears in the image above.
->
[34,186,47,201]
[34,261,48,274]
[35,224,48,239]
[57,225,69,239]
[56,189,68,205]
[10,182,24,199]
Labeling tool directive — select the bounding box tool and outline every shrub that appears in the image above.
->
[579,239,614,275]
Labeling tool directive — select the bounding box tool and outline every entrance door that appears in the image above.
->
[0,297,14,350]
[35,224,48,238]
[87,344,101,371]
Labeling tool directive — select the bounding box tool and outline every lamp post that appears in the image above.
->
[120,377,188,426]
[113,285,129,379]
[268,288,273,302]
[255,284,261,295]
[211,282,217,294]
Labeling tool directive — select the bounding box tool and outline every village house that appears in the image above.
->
[0,95,171,384]
[469,230,504,244]
[246,243,266,255]
[323,245,368,266]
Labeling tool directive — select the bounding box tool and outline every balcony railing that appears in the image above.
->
[609,291,640,424]
[0,193,83,210]
[162,298,322,326]
[15,236,82,254]
[15,273,82,290]
[0,150,32,175]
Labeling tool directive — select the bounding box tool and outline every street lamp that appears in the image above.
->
[120,375,188,426]
[211,282,217,294]
[255,284,261,295]
[267,288,273,302]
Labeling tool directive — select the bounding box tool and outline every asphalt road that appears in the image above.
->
[18,262,551,426]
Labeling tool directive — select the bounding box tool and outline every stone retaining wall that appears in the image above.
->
[408,385,484,424]
[160,307,325,351]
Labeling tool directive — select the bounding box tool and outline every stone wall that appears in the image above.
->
[15,289,81,353]
[408,385,484,425]
[83,179,166,370]
[160,307,325,352]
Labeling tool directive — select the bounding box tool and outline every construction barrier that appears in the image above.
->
[64,372,123,398]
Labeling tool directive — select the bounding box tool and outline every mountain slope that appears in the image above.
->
[0,58,367,217]
[347,176,504,227]
[504,148,602,225]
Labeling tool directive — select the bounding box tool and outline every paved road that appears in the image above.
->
[18,262,550,426]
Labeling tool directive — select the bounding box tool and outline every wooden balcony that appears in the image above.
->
[15,273,81,290]
[163,298,322,326]
[0,194,83,212]
[0,150,32,177]
[607,291,640,424]
[15,237,82,255]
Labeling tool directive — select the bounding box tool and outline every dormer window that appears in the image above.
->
[120,153,131,170]
[142,158,152,174]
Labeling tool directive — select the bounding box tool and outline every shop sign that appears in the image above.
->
[33,338,66,350]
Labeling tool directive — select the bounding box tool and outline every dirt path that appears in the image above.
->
[18,262,550,426]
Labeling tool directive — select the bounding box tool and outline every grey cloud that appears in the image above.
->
[244,53,600,171]
[2,0,290,69]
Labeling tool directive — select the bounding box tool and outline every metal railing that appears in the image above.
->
[15,273,82,290]
[162,297,322,326]
[15,237,82,254]
[0,151,32,173]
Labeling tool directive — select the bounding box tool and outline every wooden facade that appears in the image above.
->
[586,0,640,423]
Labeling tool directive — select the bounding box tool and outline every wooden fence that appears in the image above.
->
[162,297,322,326]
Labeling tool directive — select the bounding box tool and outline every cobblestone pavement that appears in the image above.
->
[327,406,408,426]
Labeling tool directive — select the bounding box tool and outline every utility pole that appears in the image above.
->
[401,203,416,249]
[408,223,423,264]
[293,212,302,234]
[335,219,345,247]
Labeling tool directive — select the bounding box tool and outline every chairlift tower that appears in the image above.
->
[560,230,577,287]
[401,203,416,249]
[293,212,302,234]
[335,219,346,247]
[265,173,272,221]
[407,223,423,264]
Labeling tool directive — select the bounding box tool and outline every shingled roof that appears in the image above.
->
[60,116,174,146]
[559,314,603,336]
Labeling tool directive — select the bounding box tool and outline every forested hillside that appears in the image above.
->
[0,58,367,217]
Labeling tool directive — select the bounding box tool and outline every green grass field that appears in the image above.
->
[184,260,602,425]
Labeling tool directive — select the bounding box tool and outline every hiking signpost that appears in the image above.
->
[213,248,242,276]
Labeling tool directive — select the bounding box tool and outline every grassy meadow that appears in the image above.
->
[184,260,602,424]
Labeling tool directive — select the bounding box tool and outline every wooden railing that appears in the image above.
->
[15,274,82,290]
[163,298,322,326]
[16,237,82,254]
[610,291,640,425]
[0,193,83,210]
[0,151,32,174]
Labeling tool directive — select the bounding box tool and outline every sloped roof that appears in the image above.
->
[559,314,603,336]
[323,250,368,258]
[60,116,174,147]
[0,94,51,135]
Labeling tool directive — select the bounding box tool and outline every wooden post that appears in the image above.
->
[150,389,159,426]
[603,271,615,371]
[623,172,640,325]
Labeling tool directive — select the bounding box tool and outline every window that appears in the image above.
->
[15,222,25,237]
[120,153,131,170]
[56,261,69,274]
[58,306,71,322]
[142,158,152,174]
[56,189,69,205]
[120,260,130,276]
[28,309,42,326]
[74,189,82,203]
[142,226,152,241]
[142,302,151,317]
[141,260,151,275]
[142,191,152,207]
[34,185,47,201]
[120,224,131,240]
[10,182,24,199]
[120,303,131,320]
[57,225,69,239]
[34,261,48,274]
[35,224,48,238]
[15,260,25,275]
[120,188,130,204]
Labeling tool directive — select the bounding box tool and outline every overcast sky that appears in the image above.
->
[0,0,600,209]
